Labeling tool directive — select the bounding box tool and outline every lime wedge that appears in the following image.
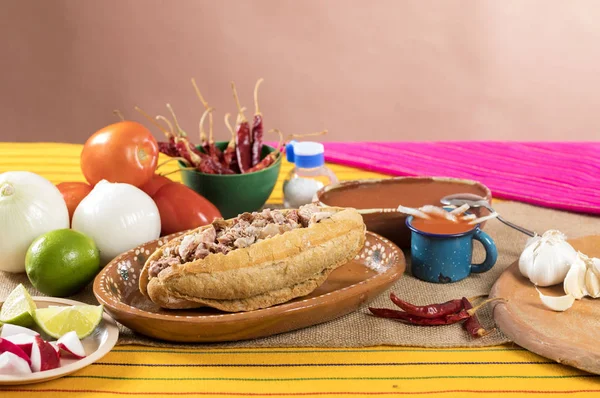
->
[35,304,103,339]
[0,284,36,327]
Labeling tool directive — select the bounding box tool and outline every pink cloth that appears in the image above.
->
[271,141,600,215]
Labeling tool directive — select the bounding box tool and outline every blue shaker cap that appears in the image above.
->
[294,142,325,169]
[285,140,297,163]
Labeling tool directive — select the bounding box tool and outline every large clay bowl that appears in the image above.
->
[315,176,492,248]
[93,231,405,343]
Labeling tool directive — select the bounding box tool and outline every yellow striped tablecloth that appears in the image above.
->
[1,143,598,397]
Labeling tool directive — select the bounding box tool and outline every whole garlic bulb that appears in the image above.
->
[518,230,578,286]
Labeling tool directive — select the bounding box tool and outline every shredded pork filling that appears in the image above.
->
[147,204,334,278]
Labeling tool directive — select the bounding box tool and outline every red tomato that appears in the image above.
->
[56,182,93,223]
[139,174,172,197]
[81,121,159,187]
[153,183,222,236]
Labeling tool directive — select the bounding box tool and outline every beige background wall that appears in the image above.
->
[1,0,599,143]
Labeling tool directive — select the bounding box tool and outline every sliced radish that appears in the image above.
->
[4,334,35,357]
[30,335,60,372]
[0,337,31,366]
[0,352,32,376]
[57,331,86,359]
[49,341,61,356]
[0,324,39,338]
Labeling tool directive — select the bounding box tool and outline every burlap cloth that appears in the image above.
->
[1,201,598,348]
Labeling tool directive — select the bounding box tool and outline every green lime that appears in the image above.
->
[25,229,100,297]
[0,284,37,327]
[35,304,104,339]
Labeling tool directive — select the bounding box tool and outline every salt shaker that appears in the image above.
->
[283,141,338,208]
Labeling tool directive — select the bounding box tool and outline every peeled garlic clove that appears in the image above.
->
[536,288,576,312]
[563,253,588,299]
[585,267,600,298]
[591,257,600,279]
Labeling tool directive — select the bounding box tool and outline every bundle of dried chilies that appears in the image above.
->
[369,293,504,338]
[135,78,294,175]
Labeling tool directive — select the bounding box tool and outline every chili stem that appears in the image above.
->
[231,81,247,122]
[467,294,488,302]
[191,78,209,109]
[477,327,496,338]
[156,157,190,170]
[155,115,175,137]
[467,297,506,316]
[254,78,264,115]
[224,113,235,140]
[159,166,195,177]
[266,129,286,153]
[199,107,212,143]
[113,109,125,121]
[134,106,171,138]
[287,130,328,140]
[166,103,187,137]
[236,107,248,125]
[208,111,214,144]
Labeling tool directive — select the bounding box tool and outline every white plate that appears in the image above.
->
[0,296,119,386]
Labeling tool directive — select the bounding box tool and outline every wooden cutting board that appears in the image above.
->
[490,235,600,374]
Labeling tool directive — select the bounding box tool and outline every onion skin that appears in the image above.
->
[0,171,69,273]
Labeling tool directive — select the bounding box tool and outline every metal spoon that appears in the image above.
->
[440,193,537,237]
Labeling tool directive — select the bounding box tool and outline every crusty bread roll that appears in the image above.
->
[139,206,366,312]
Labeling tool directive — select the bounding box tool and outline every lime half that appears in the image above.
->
[35,304,103,339]
[0,284,37,327]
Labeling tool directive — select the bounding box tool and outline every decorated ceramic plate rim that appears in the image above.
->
[0,296,119,386]
[94,231,404,322]
[314,176,492,214]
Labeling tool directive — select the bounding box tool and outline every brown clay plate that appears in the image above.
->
[314,176,492,249]
[490,235,600,374]
[93,231,405,343]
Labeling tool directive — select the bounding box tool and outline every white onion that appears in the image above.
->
[72,180,160,265]
[0,171,69,273]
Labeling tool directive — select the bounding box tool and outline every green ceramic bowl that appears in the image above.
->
[179,141,281,219]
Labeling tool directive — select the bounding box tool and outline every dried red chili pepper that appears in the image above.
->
[158,140,178,157]
[368,307,470,326]
[389,293,463,319]
[231,81,252,173]
[250,78,264,167]
[246,129,329,173]
[461,297,494,338]
[204,156,234,174]
[369,298,504,327]
[174,139,201,166]
[199,131,209,154]
[246,129,284,173]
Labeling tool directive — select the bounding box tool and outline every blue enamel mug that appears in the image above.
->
[405,216,498,283]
